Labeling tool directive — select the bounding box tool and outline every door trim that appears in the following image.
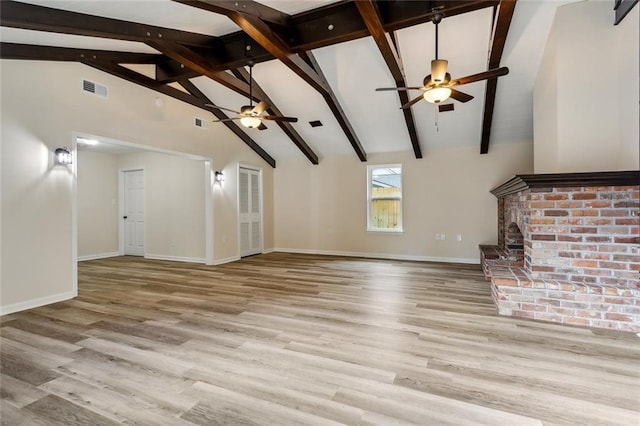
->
[237,163,264,258]
[119,167,145,256]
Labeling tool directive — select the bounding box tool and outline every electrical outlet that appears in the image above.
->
[456,234,463,242]
[441,234,446,241]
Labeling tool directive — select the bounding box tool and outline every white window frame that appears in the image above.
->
[367,164,403,233]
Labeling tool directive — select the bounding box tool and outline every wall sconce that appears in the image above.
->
[55,147,72,165]
[214,171,224,183]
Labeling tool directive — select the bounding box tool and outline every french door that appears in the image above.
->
[239,167,262,257]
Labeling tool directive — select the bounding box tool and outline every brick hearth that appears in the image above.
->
[481,171,639,332]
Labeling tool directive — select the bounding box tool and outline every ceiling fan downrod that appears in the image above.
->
[430,13,447,85]
[248,63,254,108]
[434,14,441,60]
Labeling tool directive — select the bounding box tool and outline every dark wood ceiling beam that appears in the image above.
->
[0,0,216,47]
[614,0,639,25]
[480,0,517,154]
[487,1,517,69]
[376,0,499,33]
[176,0,366,161]
[148,39,314,162]
[214,9,331,93]
[355,1,422,159]
[2,0,499,75]
[0,42,158,64]
[147,37,316,164]
[146,40,258,101]
[82,59,275,167]
[155,58,200,82]
[177,79,276,167]
[286,0,498,51]
[174,1,289,26]
[231,68,319,165]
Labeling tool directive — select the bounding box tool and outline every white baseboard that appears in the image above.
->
[144,254,206,264]
[78,252,120,262]
[262,248,275,254]
[272,248,479,265]
[0,290,76,316]
[213,255,241,265]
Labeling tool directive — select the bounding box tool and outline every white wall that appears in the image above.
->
[77,150,119,259]
[118,151,206,262]
[77,149,208,262]
[534,2,639,173]
[1,113,75,311]
[274,142,533,263]
[0,59,275,314]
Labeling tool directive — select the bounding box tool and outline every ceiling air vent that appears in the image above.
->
[82,79,108,98]
[195,117,209,129]
[309,120,323,128]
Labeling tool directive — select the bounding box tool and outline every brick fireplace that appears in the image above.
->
[480,171,639,332]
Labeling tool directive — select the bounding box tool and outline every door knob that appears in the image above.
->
[123,216,128,219]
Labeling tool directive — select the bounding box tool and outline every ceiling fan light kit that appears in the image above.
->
[423,87,452,103]
[240,115,262,128]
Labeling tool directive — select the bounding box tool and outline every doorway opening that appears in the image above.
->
[73,132,214,272]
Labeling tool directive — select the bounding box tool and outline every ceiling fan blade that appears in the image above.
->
[376,87,424,92]
[449,89,474,103]
[258,122,268,130]
[401,94,424,109]
[262,115,298,123]
[211,117,240,123]
[252,101,268,115]
[205,104,241,114]
[450,67,509,87]
[431,59,448,84]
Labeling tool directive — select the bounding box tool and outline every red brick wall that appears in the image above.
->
[500,186,639,289]
[490,274,640,332]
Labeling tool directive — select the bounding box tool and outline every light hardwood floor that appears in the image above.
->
[1,253,639,425]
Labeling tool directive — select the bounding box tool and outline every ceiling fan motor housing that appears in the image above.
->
[424,72,451,87]
[240,105,255,115]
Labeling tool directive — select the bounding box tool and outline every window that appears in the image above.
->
[367,164,403,232]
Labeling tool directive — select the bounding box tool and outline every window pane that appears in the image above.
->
[371,199,401,229]
[371,167,401,193]
[368,165,402,231]
[372,186,401,199]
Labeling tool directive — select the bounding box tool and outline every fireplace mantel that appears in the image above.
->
[491,170,640,198]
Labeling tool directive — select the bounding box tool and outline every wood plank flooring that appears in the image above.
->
[1,253,639,425]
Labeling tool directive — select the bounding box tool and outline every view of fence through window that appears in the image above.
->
[370,166,402,230]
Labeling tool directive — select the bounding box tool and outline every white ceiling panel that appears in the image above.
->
[490,0,580,147]
[258,0,336,15]
[252,59,356,159]
[15,0,239,36]
[312,37,411,154]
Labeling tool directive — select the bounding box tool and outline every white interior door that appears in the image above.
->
[239,167,262,257]
[124,169,145,256]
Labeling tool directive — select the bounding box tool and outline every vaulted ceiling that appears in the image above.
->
[0,0,570,167]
